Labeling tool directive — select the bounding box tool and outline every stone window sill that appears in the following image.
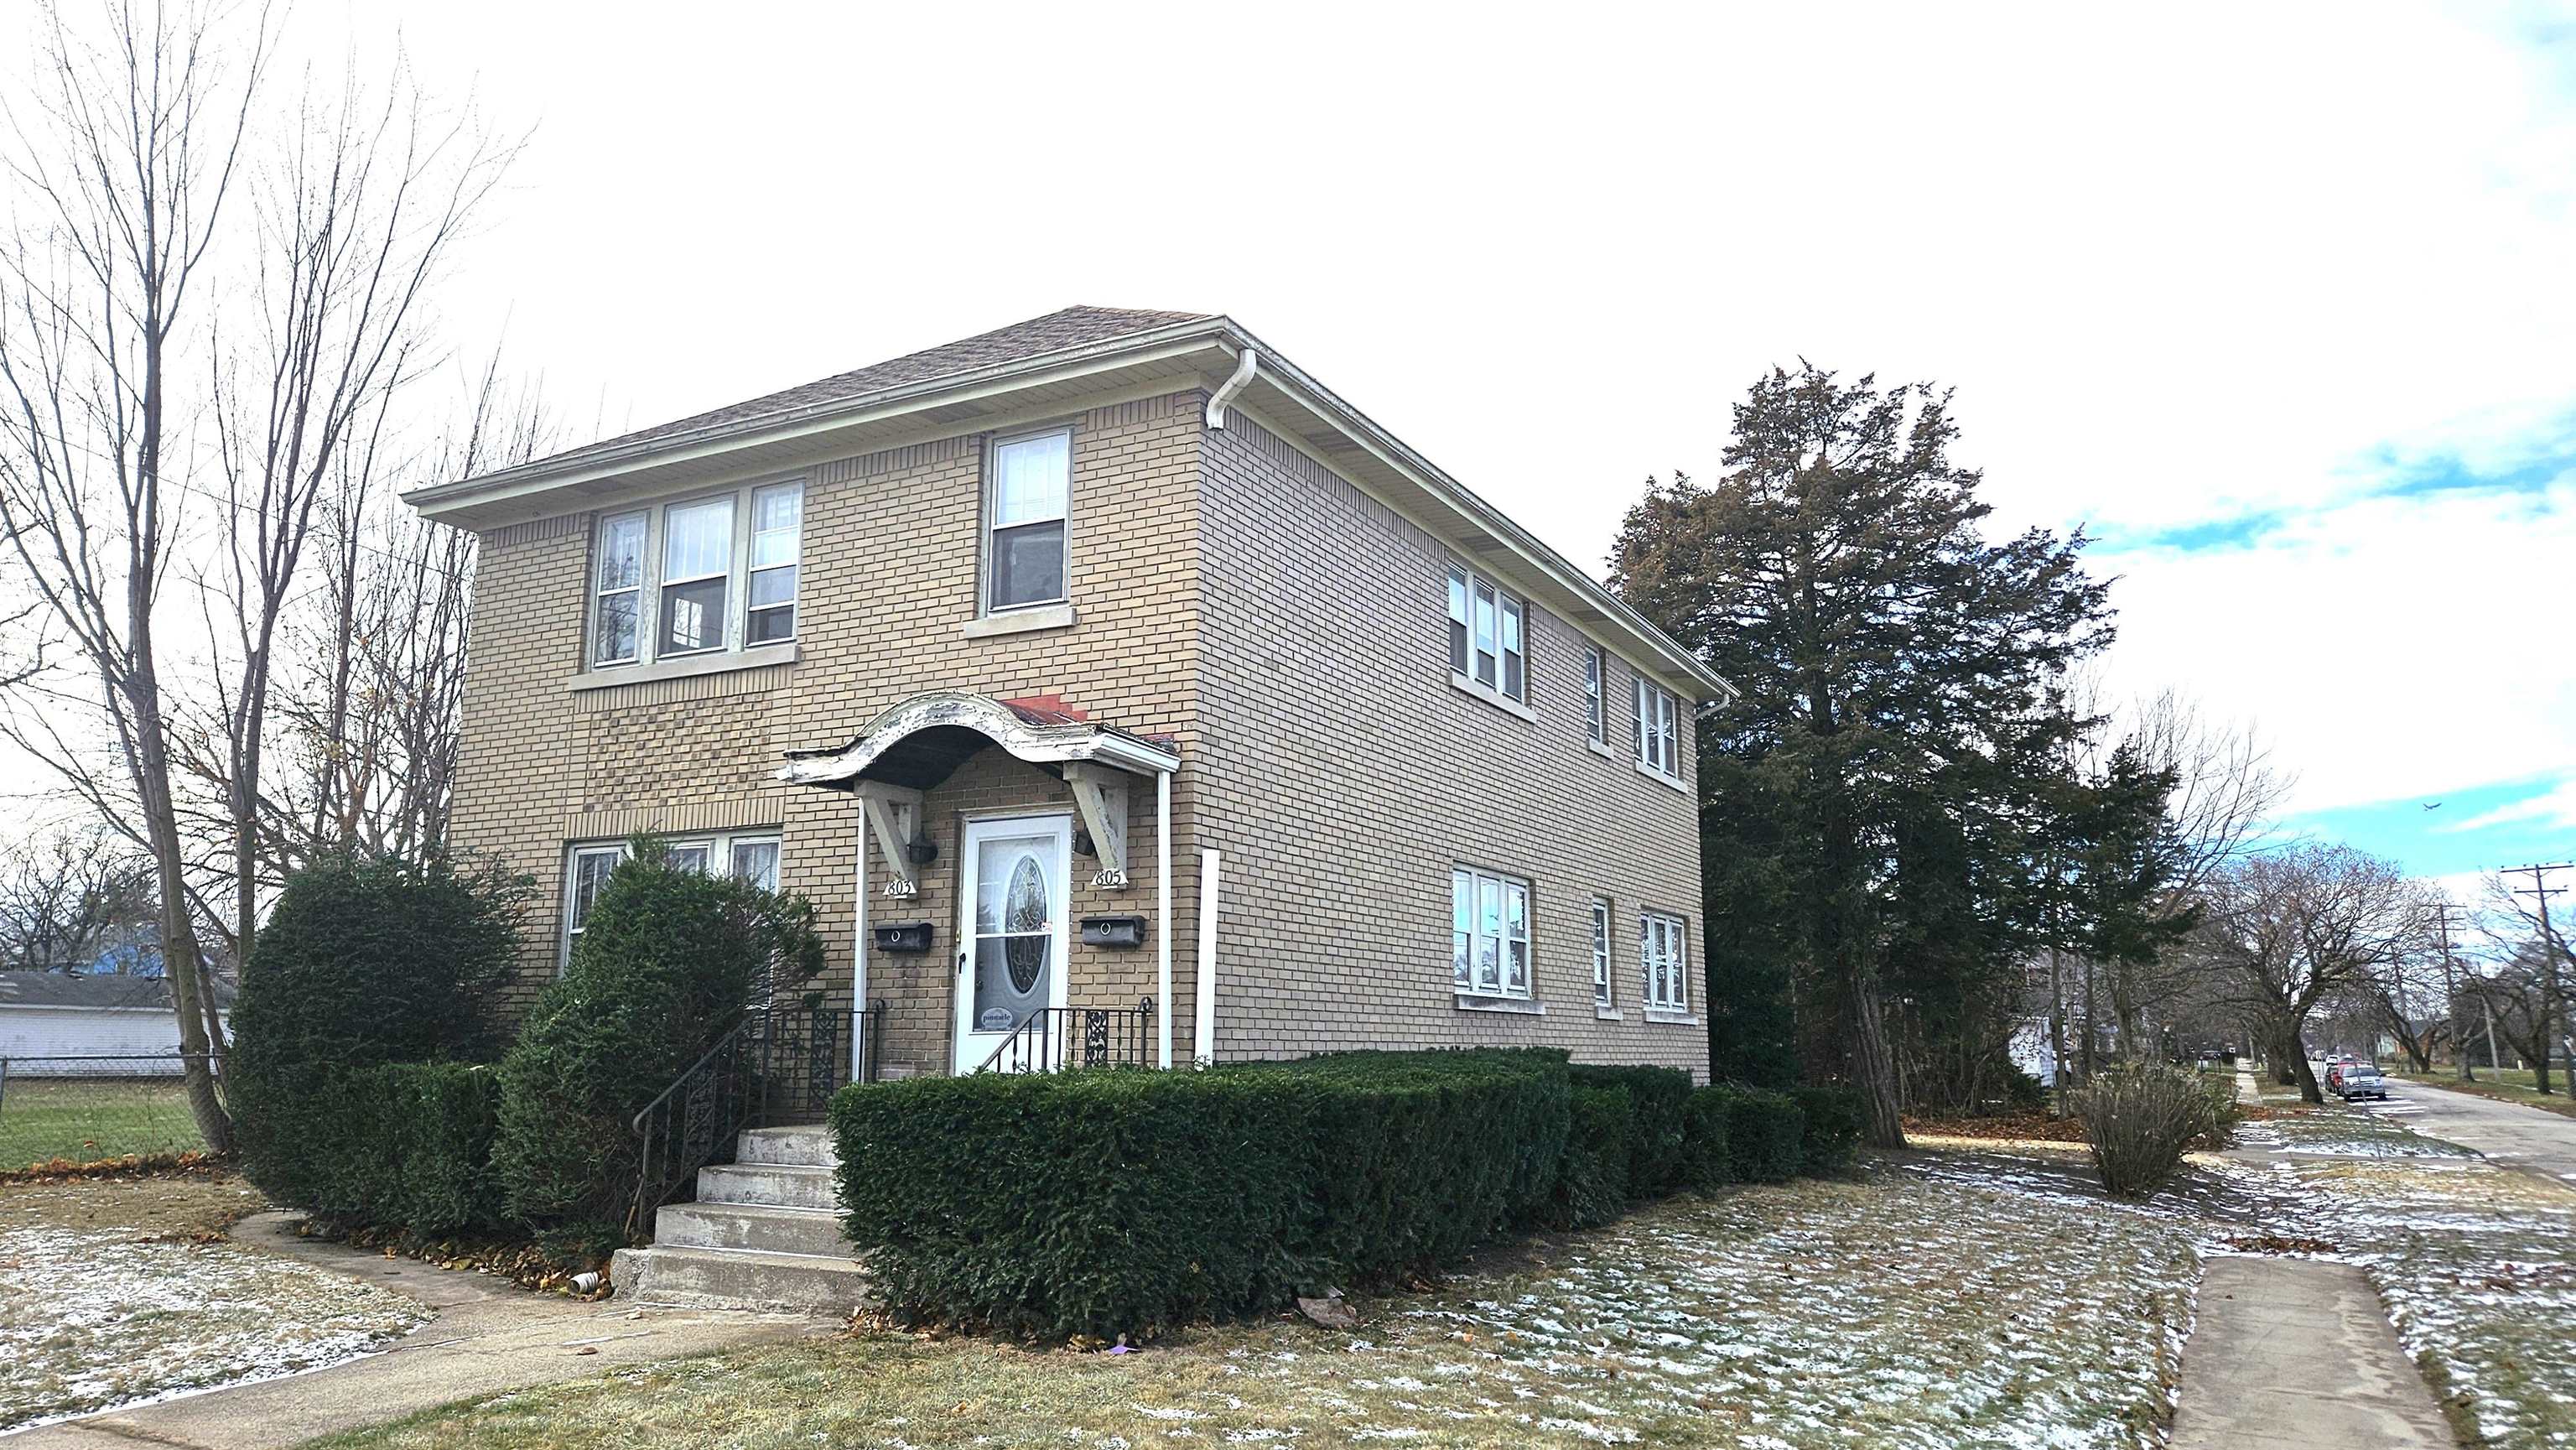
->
[1595,1006,1624,1021]
[1455,993,1544,1016]
[963,602,1078,638]
[1449,672,1538,723]
[567,642,798,693]
[1634,760,1689,794]
[1644,1008,1701,1026]
[1586,738,1615,760]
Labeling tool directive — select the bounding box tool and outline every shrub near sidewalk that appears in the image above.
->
[230,853,527,1219]
[832,1049,1571,1340]
[494,842,824,1242]
[1566,1063,1691,1197]
[2074,1064,2232,1198]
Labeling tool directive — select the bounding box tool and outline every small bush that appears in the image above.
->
[300,1063,503,1236]
[2073,1064,2223,1198]
[1680,1086,1735,1191]
[494,841,825,1235]
[1706,1085,1804,1182]
[1789,1084,1866,1172]
[229,852,527,1210]
[832,1048,1572,1340]
[1550,1085,1633,1229]
[1566,1063,1692,1198]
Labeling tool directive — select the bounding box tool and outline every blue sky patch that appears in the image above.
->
[2284,774,2572,881]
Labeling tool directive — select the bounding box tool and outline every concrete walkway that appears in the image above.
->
[7,1212,834,1449]
[2168,1256,2452,1450]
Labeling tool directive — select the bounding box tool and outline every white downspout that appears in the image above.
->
[1205,350,1258,429]
[1194,848,1222,1067]
[1156,768,1173,1069]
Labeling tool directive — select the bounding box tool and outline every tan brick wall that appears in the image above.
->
[447,378,1707,1083]
[449,392,1208,1059]
[1192,411,1711,1081]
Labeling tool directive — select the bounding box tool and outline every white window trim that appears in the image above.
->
[1633,672,1684,787]
[1640,909,1692,1020]
[1451,864,1534,1002]
[746,481,804,647]
[981,424,1074,617]
[1446,563,1531,714]
[1583,647,1607,749]
[1591,896,1615,1014]
[559,829,784,967]
[585,477,804,673]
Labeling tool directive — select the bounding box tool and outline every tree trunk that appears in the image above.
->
[1847,966,1907,1149]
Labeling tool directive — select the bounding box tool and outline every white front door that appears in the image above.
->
[954,813,1072,1073]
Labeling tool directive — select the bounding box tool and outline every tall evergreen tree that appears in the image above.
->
[1613,365,2112,1146]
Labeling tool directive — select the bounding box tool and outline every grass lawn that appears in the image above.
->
[2392,1070,2576,1121]
[0,1076,212,1170]
[0,1169,423,1432]
[2236,1099,2479,1157]
[306,1151,2203,1450]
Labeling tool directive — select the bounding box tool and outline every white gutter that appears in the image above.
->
[1204,349,1258,429]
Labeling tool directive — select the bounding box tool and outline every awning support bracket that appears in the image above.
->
[1062,761,1132,890]
[856,782,925,898]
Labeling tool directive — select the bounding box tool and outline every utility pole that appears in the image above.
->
[2428,900,2471,1081]
[2505,862,2572,1095]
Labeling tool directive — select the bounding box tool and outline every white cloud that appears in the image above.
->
[2445,777,2576,834]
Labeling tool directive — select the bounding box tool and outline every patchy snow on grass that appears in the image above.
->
[2234,1104,2478,1160]
[0,1221,426,1430]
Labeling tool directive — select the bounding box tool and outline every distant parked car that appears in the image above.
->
[2336,1065,2389,1101]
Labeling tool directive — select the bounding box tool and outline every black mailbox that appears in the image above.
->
[1079,914,1148,949]
[871,920,933,954]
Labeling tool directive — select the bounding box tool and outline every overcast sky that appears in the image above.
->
[12,2,2575,887]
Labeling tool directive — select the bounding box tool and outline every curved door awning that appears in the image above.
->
[776,690,1176,893]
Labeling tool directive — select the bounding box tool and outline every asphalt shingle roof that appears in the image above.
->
[0,970,235,1012]
[527,304,1212,475]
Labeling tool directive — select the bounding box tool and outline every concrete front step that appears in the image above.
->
[699,1161,838,1211]
[735,1125,837,1168]
[611,1244,872,1317]
[655,1199,845,1256]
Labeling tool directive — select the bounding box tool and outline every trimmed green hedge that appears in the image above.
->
[833,1049,1571,1339]
[1702,1084,1805,1182]
[1566,1063,1692,1198]
[283,1063,503,1236]
[1551,1085,1633,1229]
[1790,1084,1866,1172]
[1680,1085,1734,1191]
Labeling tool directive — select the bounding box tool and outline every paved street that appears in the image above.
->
[2371,1075,2576,1183]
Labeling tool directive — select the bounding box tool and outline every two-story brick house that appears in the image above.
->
[407,305,1730,1094]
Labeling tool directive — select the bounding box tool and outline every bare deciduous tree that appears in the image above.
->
[2194,842,2421,1102]
[0,821,156,971]
[0,0,274,1148]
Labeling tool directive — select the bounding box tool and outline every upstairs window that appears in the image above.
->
[660,496,734,656]
[988,429,1071,611]
[1592,897,1613,1006]
[1451,865,1531,999]
[748,483,802,643]
[1445,564,1526,704]
[1642,911,1688,1013]
[1584,647,1607,745]
[1635,675,1680,778]
[586,481,802,670]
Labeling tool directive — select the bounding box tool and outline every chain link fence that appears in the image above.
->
[0,1054,221,1170]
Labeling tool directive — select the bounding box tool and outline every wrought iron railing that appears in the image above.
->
[629,1001,880,1234]
[975,998,1155,1074]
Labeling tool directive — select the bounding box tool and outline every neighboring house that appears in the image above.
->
[0,971,233,1074]
[408,306,1730,1089]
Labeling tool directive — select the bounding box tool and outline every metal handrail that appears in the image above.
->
[628,1001,880,1238]
[974,997,1155,1074]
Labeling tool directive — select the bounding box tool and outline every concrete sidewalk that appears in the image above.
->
[7,1211,834,1449]
[2168,1256,2452,1450]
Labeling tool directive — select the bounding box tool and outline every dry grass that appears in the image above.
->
[304,1156,2201,1450]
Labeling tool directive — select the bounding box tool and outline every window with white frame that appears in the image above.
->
[987,428,1070,611]
[1634,673,1680,778]
[1451,865,1532,999]
[1584,647,1607,746]
[1592,897,1613,1006]
[1445,564,1526,703]
[587,480,803,669]
[1641,910,1688,1014]
[560,830,783,962]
